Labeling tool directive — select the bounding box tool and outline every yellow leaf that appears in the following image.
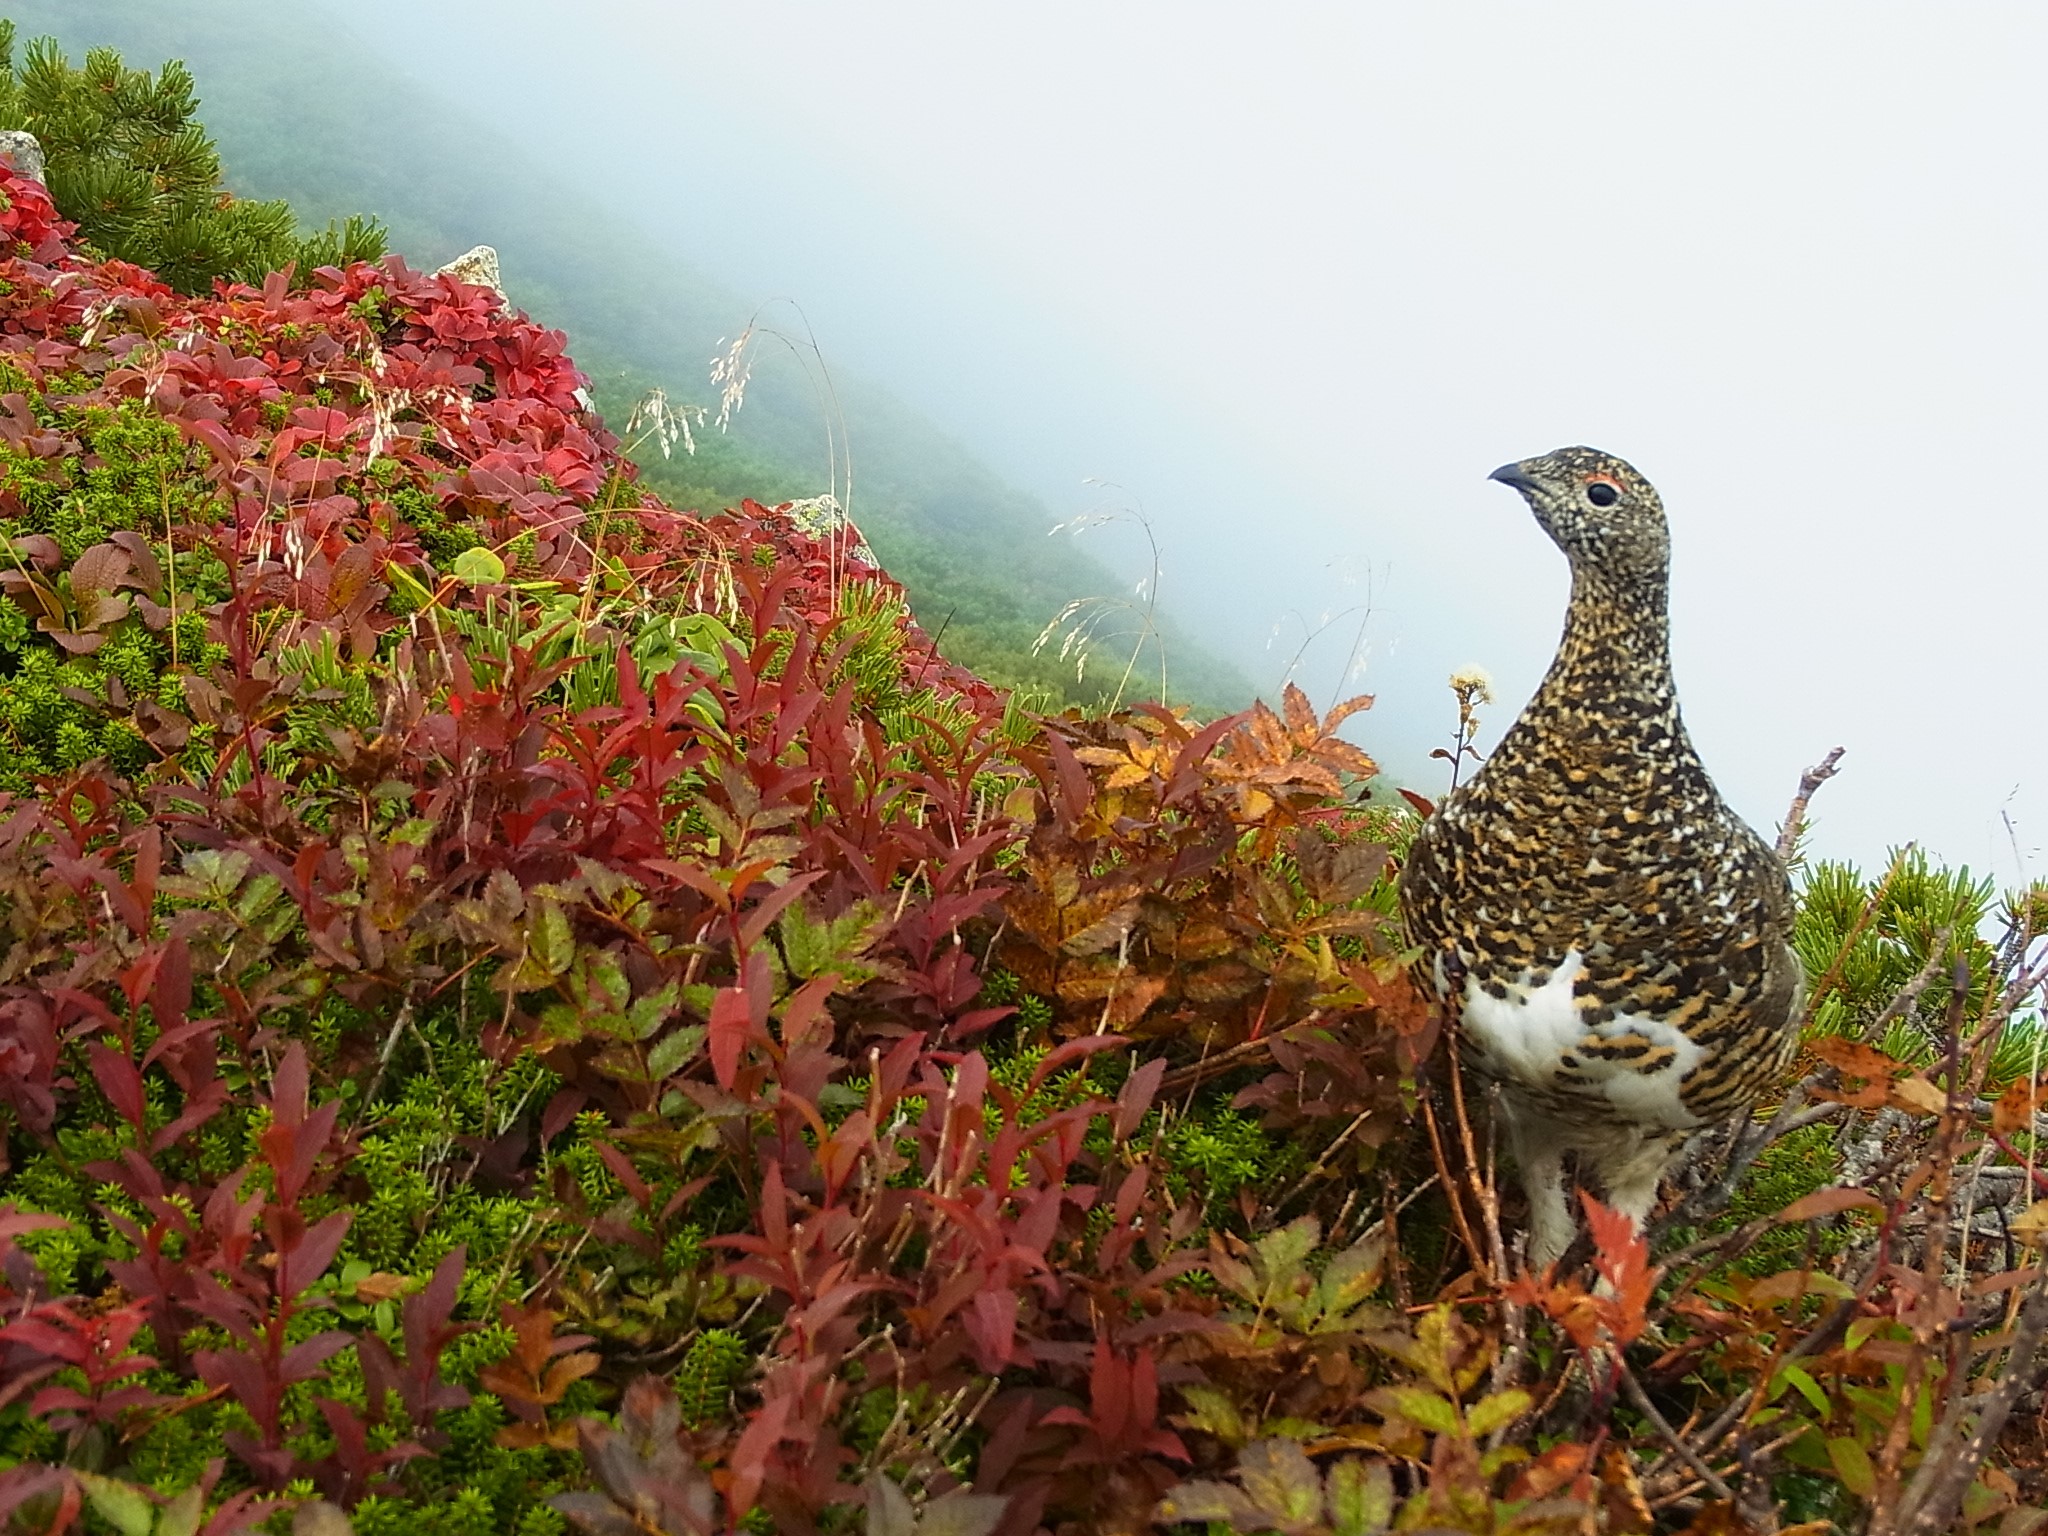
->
[1888,1075,1949,1116]
[2011,1201,2048,1249]
[1000,784,1040,823]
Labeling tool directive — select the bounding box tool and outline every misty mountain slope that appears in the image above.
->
[4,0,1248,710]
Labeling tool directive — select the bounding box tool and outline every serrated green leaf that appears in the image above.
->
[1176,1383,1249,1447]
[1388,1387,1461,1437]
[235,871,284,921]
[76,1474,155,1536]
[1252,1215,1321,1290]
[625,981,680,1042]
[779,898,884,983]
[1410,1306,1459,1395]
[588,951,631,1013]
[1313,1231,1387,1328]
[1465,1388,1530,1438]
[529,898,573,977]
[1153,1481,1257,1525]
[181,846,251,901]
[1326,1457,1394,1536]
[1260,1417,1328,1441]
[389,817,436,846]
[646,1024,706,1080]
[1231,1439,1324,1533]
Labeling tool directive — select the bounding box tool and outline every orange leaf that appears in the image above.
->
[1993,1077,2046,1136]
[1319,693,1376,736]
[1777,1187,1883,1223]
[1601,1446,1654,1535]
[1281,683,1317,739]
[1314,740,1380,778]
[1810,1036,1903,1079]
[1100,973,1170,1029]
[538,1350,602,1403]
[1508,1442,1592,1502]
[351,1271,411,1304]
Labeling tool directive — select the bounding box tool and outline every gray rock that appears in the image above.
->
[0,131,45,184]
[434,244,503,302]
[780,495,877,566]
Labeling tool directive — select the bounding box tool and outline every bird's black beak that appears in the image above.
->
[1489,462,1538,493]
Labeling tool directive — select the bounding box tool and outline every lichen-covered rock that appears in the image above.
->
[781,493,877,566]
[434,241,504,300]
[0,129,43,183]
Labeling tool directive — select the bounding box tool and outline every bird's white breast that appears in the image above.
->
[1440,948,1703,1130]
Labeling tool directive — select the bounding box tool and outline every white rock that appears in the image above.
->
[434,244,504,303]
[0,131,45,184]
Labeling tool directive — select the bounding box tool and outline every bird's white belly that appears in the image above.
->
[1441,948,1703,1130]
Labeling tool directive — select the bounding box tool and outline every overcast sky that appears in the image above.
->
[339,2,2048,890]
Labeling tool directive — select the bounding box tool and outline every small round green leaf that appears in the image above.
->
[449,546,506,586]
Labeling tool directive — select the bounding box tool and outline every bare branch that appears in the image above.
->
[1619,1357,1734,1502]
[1775,745,1845,865]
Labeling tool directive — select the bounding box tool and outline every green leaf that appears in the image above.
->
[1152,1482,1258,1526]
[1326,1457,1394,1536]
[528,898,573,978]
[75,1474,155,1536]
[1406,1305,1461,1395]
[450,546,505,585]
[1478,1444,1529,1479]
[1776,1363,1831,1418]
[155,1487,204,1536]
[778,898,884,984]
[180,846,251,901]
[646,1024,706,1080]
[1388,1387,1461,1438]
[676,611,741,657]
[1253,1215,1320,1289]
[1231,1439,1324,1534]
[1176,1383,1250,1448]
[1465,1388,1530,1438]
[1312,1232,1388,1330]
[1827,1436,1877,1499]
[624,980,680,1041]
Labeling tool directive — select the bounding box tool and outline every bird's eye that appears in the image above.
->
[1586,481,1619,508]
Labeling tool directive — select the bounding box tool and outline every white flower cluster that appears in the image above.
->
[1449,665,1494,705]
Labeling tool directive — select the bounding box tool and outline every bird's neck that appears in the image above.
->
[1534,564,1676,722]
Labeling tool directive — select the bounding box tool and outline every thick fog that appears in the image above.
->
[328,3,2044,886]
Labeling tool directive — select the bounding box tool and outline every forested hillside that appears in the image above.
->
[0,0,1250,713]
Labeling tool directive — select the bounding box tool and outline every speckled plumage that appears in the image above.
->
[1400,447,1802,1267]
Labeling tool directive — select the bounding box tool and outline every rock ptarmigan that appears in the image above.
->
[1399,447,1803,1269]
